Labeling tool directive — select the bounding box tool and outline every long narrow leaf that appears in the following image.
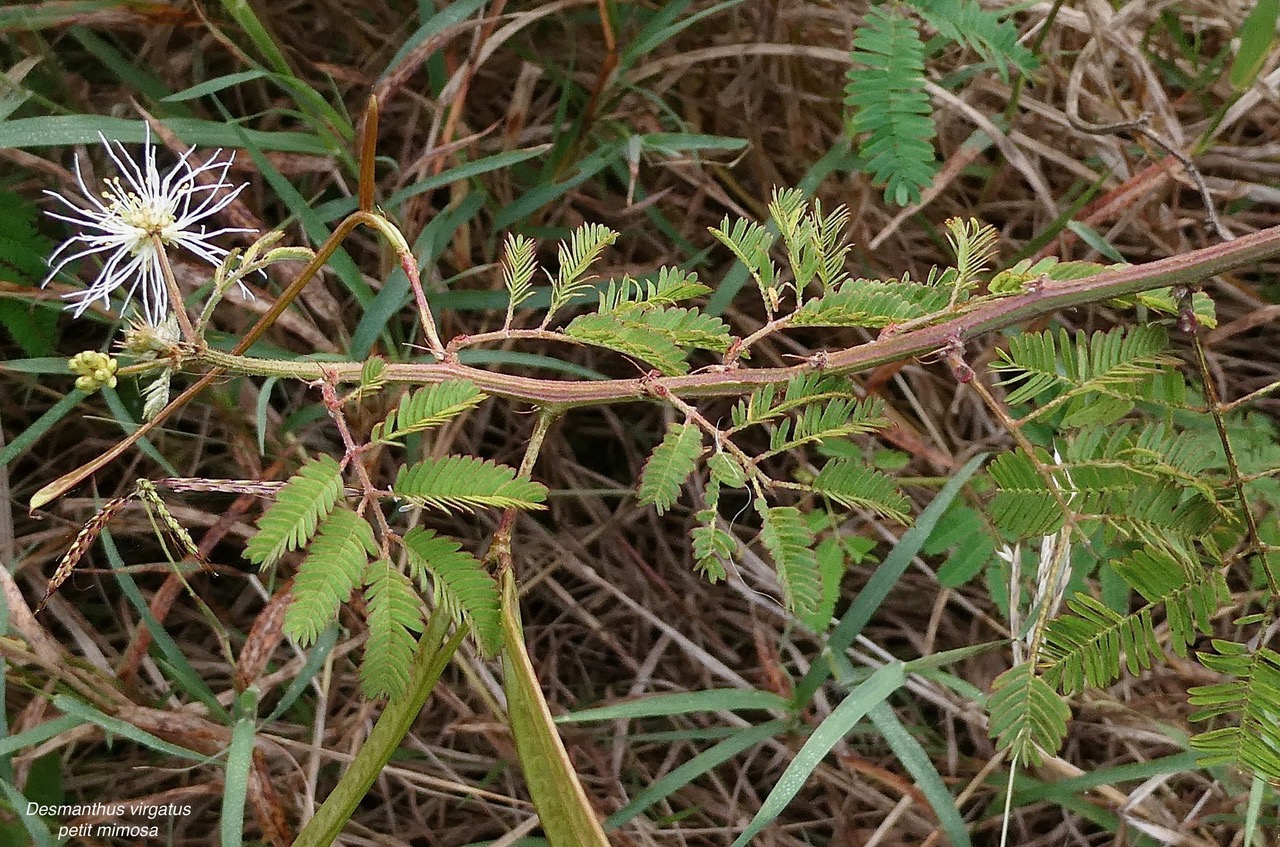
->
[500,568,610,847]
[729,662,906,847]
[868,703,972,847]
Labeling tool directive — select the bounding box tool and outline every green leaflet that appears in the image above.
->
[1041,548,1229,695]
[638,422,703,514]
[283,507,377,647]
[598,267,710,311]
[766,397,890,455]
[731,374,866,429]
[371,380,485,444]
[907,0,1038,80]
[361,559,425,699]
[393,455,547,513]
[791,279,950,327]
[987,448,1222,541]
[501,233,538,321]
[988,256,1113,295]
[563,312,689,375]
[692,509,735,583]
[708,214,776,303]
[245,454,344,567]
[810,460,911,522]
[0,190,57,357]
[991,325,1179,411]
[845,5,937,206]
[1190,642,1280,781]
[351,356,388,402]
[402,527,502,657]
[566,261,733,372]
[606,304,732,353]
[547,222,619,318]
[768,188,853,294]
[757,502,823,623]
[987,664,1071,766]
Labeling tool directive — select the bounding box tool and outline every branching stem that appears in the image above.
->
[31,218,1280,511]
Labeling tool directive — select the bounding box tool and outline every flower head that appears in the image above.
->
[43,126,255,325]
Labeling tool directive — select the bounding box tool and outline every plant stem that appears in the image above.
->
[184,222,1280,409]
[32,219,1280,512]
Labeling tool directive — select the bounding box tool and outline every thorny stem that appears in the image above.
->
[183,219,1280,409]
[152,236,197,344]
[31,218,1280,511]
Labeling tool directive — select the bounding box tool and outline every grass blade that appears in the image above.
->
[869,702,972,847]
[729,662,906,847]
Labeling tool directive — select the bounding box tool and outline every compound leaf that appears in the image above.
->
[245,455,344,567]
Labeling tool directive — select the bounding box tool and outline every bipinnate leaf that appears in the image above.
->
[908,0,1038,80]
[991,325,1177,410]
[612,305,732,353]
[708,215,775,294]
[766,397,890,454]
[0,191,57,356]
[284,507,377,647]
[791,279,950,327]
[732,374,861,429]
[393,456,547,513]
[599,267,709,311]
[811,460,911,522]
[988,256,1110,295]
[351,355,387,401]
[692,510,735,583]
[371,381,485,444]
[402,527,502,657]
[943,217,998,295]
[245,455,344,567]
[361,559,425,699]
[638,422,703,514]
[757,502,822,622]
[987,664,1070,766]
[1036,550,1230,698]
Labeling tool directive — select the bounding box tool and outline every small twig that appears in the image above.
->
[725,314,794,365]
[1186,319,1276,593]
[944,340,1079,656]
[1065,110,1229,241]
[319,374,394,554]
[446,327,584,354]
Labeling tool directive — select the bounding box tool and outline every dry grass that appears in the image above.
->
[3,1,1280,845]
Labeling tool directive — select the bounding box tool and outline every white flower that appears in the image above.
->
[42,126,255,325]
